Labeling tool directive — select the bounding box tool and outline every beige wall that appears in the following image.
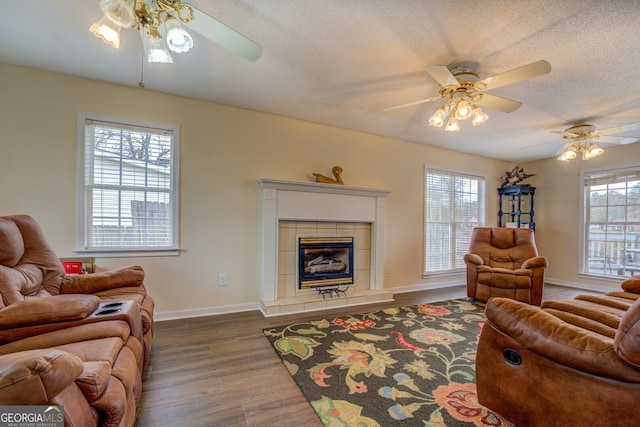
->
[6,62,633,317]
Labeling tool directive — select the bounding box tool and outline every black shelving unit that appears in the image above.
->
[498,185,536,230]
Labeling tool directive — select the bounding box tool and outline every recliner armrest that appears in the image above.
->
[61,265,145,294]
[0,295,100,329]
[485,297,640,382]
[463,253,484,266]
[521,256,548,269]
[0,295,103,345]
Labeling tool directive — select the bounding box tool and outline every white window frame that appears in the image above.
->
[76,112,180,257]
[424,166,486,276]
[579,163,640,279]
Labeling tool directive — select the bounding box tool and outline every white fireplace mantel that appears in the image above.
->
[258,179,392,307]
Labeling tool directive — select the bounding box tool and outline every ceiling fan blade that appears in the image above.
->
[184,4,263,62]
[521,141,556,149]
[476,60,551,91]
[424,65,459,87]
[551,130,579,137]
[474,93,522,113]
[598,136,639,145]
[383,96,442,111]
[597,121,640,136]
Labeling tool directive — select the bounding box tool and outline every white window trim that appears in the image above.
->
[423,165,487,277]
[578,162,640,279]
[75,112,180,257]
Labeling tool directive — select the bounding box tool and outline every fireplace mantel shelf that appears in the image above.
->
[258,178,392,198]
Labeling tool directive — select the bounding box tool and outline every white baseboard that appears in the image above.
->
[543,277,618,293]
[155,302,260,322]
[156,277,616,322]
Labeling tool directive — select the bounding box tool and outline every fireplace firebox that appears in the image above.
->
[298,236,354,289]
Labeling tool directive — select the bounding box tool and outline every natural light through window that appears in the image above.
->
[77,113,180,256]
[582,165,640,278]
[424,167,486,275]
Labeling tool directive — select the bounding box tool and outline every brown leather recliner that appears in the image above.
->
[463,227,548,305]
[476,277,640,426]
[0,214,154,368]
[0,214,155,426]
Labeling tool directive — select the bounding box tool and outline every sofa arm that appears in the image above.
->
[0,295,101,345]
[485,298,640,382]
[0,295,100,329]
[0,349,84,405]
[61,265,145,294]
[521,256,549,269]
[621,275,640,293]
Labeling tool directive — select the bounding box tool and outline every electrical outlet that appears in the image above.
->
[218,273,228,286]
[386,265,392,274]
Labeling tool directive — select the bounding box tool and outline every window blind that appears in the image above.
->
[424,168,485,274]
[581,165,640,277]
[80,114,179,253]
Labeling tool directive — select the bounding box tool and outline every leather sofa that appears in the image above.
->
[0,214,154,426]
[476,276,640,426]
[464,227,548,305]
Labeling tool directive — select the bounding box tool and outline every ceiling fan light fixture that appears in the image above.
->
[582,142,604,160]
[471,105,489,126]
[90,15,122,48]
[99,0,135,27]
[445,116,460,132]
[147,35,173,63]
[428,105,447,127]
[165,17,194,53]
[557,144,578,161]
[454,99,473,120]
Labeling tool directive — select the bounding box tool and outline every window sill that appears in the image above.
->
[576,272,627,284]
[74,249,180,258]
[423,269,465,279]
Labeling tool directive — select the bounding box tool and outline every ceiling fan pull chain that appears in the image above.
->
[138,38,145,88]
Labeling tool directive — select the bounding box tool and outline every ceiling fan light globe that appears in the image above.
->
[148,37,173,63]
[454,99,472,120]
[428,106,447,127]
[557,145,578,161]
[471,106,489,126]
[166,18,194,53]
[445,117,460,132]
[99,0,135,27]
[90,15,121,48]
[583,143,604,160]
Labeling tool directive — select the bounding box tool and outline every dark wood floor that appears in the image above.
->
[134,285,601,427]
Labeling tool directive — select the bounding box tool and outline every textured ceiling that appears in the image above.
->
[2,0,640,162]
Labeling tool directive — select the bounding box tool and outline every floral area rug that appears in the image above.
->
[263,299,514,427]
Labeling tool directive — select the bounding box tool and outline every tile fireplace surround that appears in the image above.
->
[258,179,392,316]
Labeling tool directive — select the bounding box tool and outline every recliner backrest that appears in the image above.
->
[468,227,539,270]
[0,215,65,307]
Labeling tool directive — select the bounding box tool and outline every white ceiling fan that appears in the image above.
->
[91,0,263,64]
[554,121,640,161]
[385,60,551,131]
